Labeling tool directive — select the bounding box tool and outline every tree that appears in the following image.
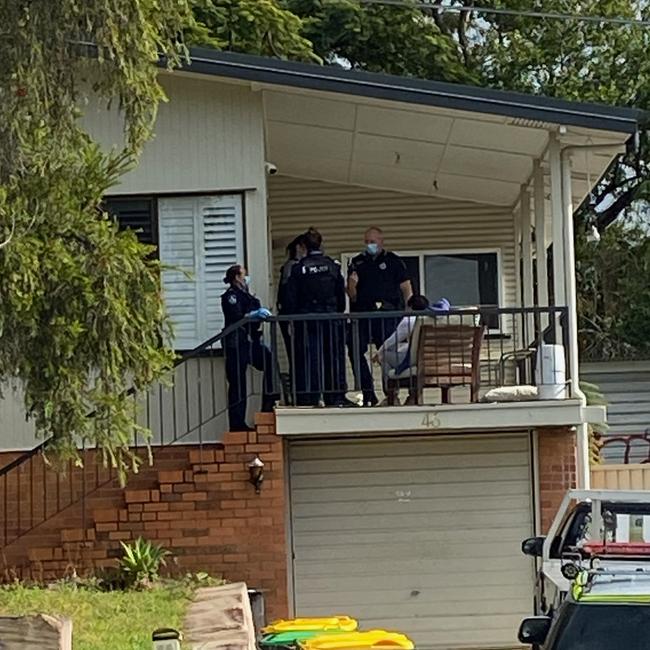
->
[0,1,191,477]
[190,0,316,60]
[576,223,650,361]
[462,0,650,229]
[282,0,473,82]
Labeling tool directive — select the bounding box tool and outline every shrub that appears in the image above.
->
[119,538,171,589]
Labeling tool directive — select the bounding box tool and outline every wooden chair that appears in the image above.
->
[387,317,485,404]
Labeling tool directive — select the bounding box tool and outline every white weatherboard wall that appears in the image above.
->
[289,434,535,649]
[82,74,270,304]
[268,176,516,305]
[582,361,650,463]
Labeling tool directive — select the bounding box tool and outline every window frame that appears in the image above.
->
[340,247,504,309]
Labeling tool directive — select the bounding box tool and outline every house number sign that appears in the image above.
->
[421,413,441,429]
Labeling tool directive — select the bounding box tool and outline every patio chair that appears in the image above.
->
[386,316,485,404]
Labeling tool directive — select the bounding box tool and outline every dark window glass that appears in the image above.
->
[424,252,498,306]
[104,197,157,246]
[549,603,650,650]
[401,256,420,295]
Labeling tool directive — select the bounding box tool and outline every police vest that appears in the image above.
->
[296,255,341,313]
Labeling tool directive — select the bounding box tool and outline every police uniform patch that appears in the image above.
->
[228,294,238,305]
[379,262,387,270]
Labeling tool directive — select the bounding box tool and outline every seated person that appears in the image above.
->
[372,294,429,406]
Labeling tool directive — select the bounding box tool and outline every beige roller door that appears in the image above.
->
[289,434,535,649]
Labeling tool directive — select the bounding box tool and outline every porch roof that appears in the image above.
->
[185,49,643,134]
[180,49,645,207]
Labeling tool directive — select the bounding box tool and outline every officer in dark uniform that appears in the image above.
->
[221,265,275,431]
[276,233,308,353]
[348,226,412,406]
[284,228,348,407]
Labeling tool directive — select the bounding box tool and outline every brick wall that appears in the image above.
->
[0,413,289,621]
[537,427,577,532]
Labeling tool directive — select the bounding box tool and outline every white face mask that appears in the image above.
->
[244,275,251,286]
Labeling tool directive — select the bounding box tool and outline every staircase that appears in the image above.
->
[0,319,264,576]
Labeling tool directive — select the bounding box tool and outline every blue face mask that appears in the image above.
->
[244,275,251,286]
[366,243,379,256]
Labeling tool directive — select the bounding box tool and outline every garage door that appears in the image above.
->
[289,434,535,649]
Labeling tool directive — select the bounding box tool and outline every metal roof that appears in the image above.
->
[184,48,645,135]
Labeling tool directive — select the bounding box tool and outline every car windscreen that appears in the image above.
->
[549,603,650,650]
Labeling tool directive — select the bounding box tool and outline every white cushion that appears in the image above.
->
[482,385,538,402]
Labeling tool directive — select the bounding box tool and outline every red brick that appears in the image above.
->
[29,548,53,561]
[224,431,248,445]
[182,492,207,502]
[94,508,118,523]
[160,484,173,493]
[96,522,118,532]
[124,489,150,504]
[189,449,214,464]
[109,531,132,541]
[255,413,275,426]
[158,470,184,484]
[143,503,170,512]
[61,529,85,543]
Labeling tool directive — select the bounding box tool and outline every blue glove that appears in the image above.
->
[248,308,272,320]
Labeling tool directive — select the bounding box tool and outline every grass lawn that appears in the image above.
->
[0,583,193,649]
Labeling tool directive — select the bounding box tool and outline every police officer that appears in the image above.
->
[348,226,412,406]
[276,233,308,404]
[285,228,348,407]
[276,233,308,352]
[221,265,275,432]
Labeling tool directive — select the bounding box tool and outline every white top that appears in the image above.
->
[376,315,418,370]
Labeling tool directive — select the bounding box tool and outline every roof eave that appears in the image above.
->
[182,48,645,136]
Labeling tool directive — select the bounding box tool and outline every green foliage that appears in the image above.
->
[576,223,650,361]
[119,538,171,588]
[191,0,316,60]
[0,0,189,477]
[0,582,192,650]
[282,0,472,82]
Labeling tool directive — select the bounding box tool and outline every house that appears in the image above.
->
[0,49,643,649]
[582,360,650,463]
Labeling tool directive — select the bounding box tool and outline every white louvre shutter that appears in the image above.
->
[199,195,244,340]
[158,195,244,350]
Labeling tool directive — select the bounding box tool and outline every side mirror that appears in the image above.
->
[522,536,545,557]
[518,617,552,645]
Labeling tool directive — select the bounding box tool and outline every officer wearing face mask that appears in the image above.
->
[221,265,276,431]
[348,226,413,406]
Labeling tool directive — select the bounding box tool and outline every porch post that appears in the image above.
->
[521,186,534,336]
[513,204,522,308]
[548,135,566,308]
[533,161,549,309]
[561,153,590,489]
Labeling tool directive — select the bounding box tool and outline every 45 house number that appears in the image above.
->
[421,412,441,429]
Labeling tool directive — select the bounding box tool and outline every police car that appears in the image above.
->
[518,553,650,650]
[521,489,650,614]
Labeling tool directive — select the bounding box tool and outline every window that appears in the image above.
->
[104,197,157,246]
[387,251,500,308]
[158,194,244,350]
[341,249,501,326]
[415,252,499,307]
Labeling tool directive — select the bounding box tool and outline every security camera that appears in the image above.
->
[265,162,278,176]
